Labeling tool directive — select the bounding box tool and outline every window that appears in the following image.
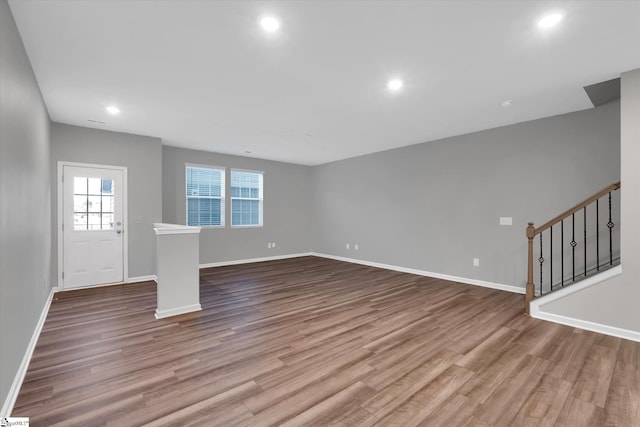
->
[73,177,114,230]
[186,166,225,227]
[231,170,263,226]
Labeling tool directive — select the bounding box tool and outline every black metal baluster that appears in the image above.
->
[608,191,614,265]
[596,199,600,271]
[550,225,553,291]
[561,220,564,287]
[539,233,544,295]
[583,206,587,277]
[571,213,576,282]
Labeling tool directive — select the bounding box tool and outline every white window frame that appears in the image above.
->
[185,164,226,228]
[230,168,264,228]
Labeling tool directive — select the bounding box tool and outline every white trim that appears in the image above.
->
[127,275,158,283]
[1,286,57,417]
[230,169,264,228]
[185,162,226,171]
[310,253,525,294]
[528,265,639,342]
[199,252,313,269]
[531,311,640,343]
[153,223,201,235]
[57,161,128,290]
[530,265,623,315]
[55,278,155,293]
[230,167,265,175]
[185,164,226,228]
[155,303,202,319]
[200,252,523,294]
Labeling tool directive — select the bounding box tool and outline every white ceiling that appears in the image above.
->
[8,0,640,166]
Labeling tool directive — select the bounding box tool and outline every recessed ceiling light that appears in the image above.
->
[106,105,120,115]
[537,12,563,29]
[387,79,404,92]
[260,16,280,33]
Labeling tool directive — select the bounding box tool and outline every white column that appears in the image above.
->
[153,223,202,319]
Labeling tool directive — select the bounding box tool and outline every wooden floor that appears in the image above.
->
[13,256,640,426]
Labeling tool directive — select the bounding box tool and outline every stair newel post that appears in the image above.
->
[526,222,536,316]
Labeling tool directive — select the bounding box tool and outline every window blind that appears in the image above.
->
[186,166,225,226]
[231,170,263,226]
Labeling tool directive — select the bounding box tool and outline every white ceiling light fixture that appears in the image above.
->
[387,78,404,92]
[537,12,564,29]
[106,105,120,115]
[260,16,280,33]
[501,100,514,107]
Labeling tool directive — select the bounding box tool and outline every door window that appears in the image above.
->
[73,177,115,230]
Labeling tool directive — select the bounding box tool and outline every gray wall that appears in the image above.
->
[311,101,621,288]
[0,0,52,410]
[163,145,312,264]
[539,69,640,332]
[51,123,162,279]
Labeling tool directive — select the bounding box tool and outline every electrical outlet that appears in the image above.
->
[473,258,480,267]
[354,244,359,250]
[346,243,350,250]
[272,242,276,248]
[267,243,272,248]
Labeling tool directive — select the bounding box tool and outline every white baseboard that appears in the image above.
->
[310,252,525,294]
[529,265,639,342]
[57,276,157,292]
[199,252,313,269]
[530,265,623,314]
[1,286,57,417]
[155,303,202,319]
[127,275,158,283]
[531,311,640,343]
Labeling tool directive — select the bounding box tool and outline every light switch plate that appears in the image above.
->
[499,217,513,226]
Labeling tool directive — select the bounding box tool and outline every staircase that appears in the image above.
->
[525,182,621,315]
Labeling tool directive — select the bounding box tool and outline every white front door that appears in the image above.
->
[62,165,125,289]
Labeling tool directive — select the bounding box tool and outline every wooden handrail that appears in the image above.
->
[534,182,621,235]
[525,181,621,316]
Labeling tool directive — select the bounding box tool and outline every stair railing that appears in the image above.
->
[525,182,621,315]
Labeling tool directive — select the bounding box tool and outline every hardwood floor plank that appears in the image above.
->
[246,348,372,413]
[571,344,618,407]
[414,393,472,426]
[456,341,530,404]
[372,364,475,426]
[472,355,550,425]
[278,381,376,427]
[139,381,260,427]
[555,396,607,426]
[239,360,374,427]
[510,374,573,426]
[360,348,459,418]
[602,361,640,425]
[10,256,639,426]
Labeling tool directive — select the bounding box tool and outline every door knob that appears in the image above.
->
[117,230,122,234]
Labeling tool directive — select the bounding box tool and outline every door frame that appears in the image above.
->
[57,161,128,290]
